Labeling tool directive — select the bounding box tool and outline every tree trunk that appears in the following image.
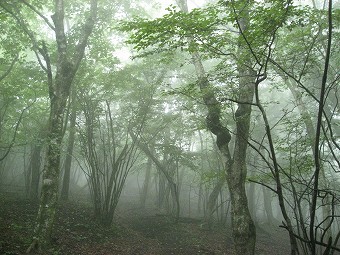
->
[206,177,225,227]
[60,93,77,201]
[140,150,153,208]
[197,180,204,214]
[223,132,256,255]
[229,3,257,249]
[132,132,180,219]
[287,78,333,248]
[28,143,43,201]
[247,180,257,224]
[157,172,167,209]
[29,93,69,251]
[26,1,97,252]
[174,0,256,253]
[262,186,274,225]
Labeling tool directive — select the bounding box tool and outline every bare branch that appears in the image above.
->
[73,0,98,69]
[248,179,277,194]
[219,97,258,107]
[309,0,333,250]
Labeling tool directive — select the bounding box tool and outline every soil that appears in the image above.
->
[0,193,291,255]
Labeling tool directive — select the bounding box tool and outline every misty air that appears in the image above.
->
[0,0,339,254]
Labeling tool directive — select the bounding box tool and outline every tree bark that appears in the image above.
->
[175,0,256,253]
[60,92,77,201]
[26,0,97,252]
[28,143,43,201]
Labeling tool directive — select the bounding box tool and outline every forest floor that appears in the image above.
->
[0,192,291,255]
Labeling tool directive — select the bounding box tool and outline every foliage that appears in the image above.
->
[120,1,311,62]
[0,0,339,254]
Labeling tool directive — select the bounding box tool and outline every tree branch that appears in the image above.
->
[0,99,35,161]
[73,0,98,69]
[0,2,49,73]
[0,53,19,82]
[19,0,55,30]
[309,0,333,251]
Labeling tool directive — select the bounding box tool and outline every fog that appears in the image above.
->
[0,0,339,254]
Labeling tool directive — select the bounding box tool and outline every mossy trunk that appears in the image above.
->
[60,93,77,201]
[26,0,97,252]
[28,89,70,251]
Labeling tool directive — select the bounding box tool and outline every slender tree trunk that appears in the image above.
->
[132,132,180,219]
[228,117,256,254]
[197,180,203,214]
[157,173,167,208]
[206,177,225,227]
[247,180,257,223]
[262,186,274,225]
[140,150,153,208]
[60,93,77,201]
[287,78,333,249]
[29,143,43,201]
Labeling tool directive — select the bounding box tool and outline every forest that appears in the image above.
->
[0,0,339,254]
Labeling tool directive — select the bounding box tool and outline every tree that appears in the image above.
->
[0,59,46,190]
[133,131,181,219]
[0,0,99,251]
[0,57,32,162]
[78,97,140,225]
[0,0,337,253]
[245,1,339,253]
[0,7,33,163]
[121,0,279,253]
[60,90,77,201]
[26,132,44,201]
[120,0,322,254]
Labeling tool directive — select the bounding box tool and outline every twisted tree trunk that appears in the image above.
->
[175,1,256,253]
